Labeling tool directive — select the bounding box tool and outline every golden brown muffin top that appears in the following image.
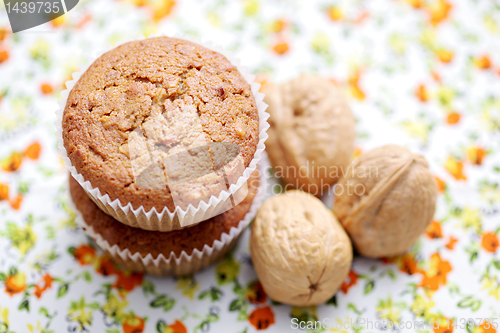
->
[63,37,259,211]
[69,169,260,258]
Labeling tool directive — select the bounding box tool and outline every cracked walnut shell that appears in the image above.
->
[264,75,355,195]
[250,190,352,306]
[333,145,438,258]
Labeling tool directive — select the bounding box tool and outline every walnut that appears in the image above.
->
[250,190,352,306]
[263,75,356,195]
[333,145,438,258]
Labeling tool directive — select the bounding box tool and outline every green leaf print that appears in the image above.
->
[57,283,69,298]
[150,295,176,312]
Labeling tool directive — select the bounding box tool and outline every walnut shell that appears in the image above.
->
[250,190,352,306]
[264,75,355,195]
[333,145,437,258]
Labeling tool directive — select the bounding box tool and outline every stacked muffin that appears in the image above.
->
[59,37,266,276]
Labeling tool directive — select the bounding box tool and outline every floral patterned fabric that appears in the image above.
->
[0,0,500,332]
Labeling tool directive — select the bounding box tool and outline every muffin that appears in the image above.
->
[62,37,261,230]
[69,169,261,276]
[264,75,355,196]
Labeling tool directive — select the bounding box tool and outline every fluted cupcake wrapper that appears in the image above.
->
[68,159,269,276]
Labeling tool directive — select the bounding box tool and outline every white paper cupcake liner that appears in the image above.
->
[56,33,269,231]
[69,160,269,276]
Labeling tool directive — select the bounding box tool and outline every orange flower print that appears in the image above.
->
[434,176,446,193]
[50,15,66,27]
[0,28,6,42]
[95,256,142,295]
[5,272,26,296]
[113,271,144,296]
[431,71,441,82]
[24,142,42,160]
[419,253,452,291]
[354,11,369,25]
[246,281,267,304]
[62,71,75,90]
[76,13,92,30]
[474,55,491,70]
[446,112,460,124]
[96,256,119,276]
[432,317,454,333]
[122,314,145,333]
[444,157,466,180]
[467,147,486,165]
[437,49,453,63]
[254,74,269,93]
[398,254,420,275]
[73,245,96,265]
[348,70,365,101]
[327,6,343,21]
[352,147,363,160]
[2,152,23,172]
[34,273,54,298]
[249,306,275,330]
[272,40,289,55]
[126,0,148,7]
[426,0,452,26]
[167,320,187,333]
[415,84,429,102]
[271,19,287,33]
[0,50,9,64]
[340,270,358,293]
[0,183,9,201]
[478,320,497,333]
[381,257,397,264]
[152,0,176,22]
[9,194,23,210]
[40,83,53,95]
[445,237,458,250]
[481,232,499,253]
[406,0,425,9]
[426,221,443,239]
[350,85,365,101]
